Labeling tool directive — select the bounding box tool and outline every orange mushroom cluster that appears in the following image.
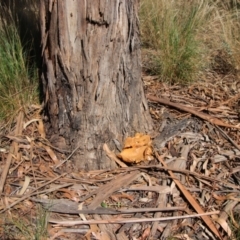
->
[117,133,154,163]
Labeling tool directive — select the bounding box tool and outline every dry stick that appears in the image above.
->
[103,143,128,168]
[32,183,73,196]
[150,153,168,237]
[0,173,67,214]
[54,144,81,169]
[127,165,223,183]
[48,211,220,226]
[215,125,240,151]
[30,140,38,191]
[88,171,140,209]
[155,152,222,240]
[0,111,24,195]
[131,164,239,189]
[0,145,15,194]
[147,95,240,129]
[37,138,71,153]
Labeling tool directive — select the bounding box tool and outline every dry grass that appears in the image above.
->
[215,1,240,72]
[140,0,240,84]
[1,0,240,239]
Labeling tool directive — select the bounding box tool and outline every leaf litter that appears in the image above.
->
[1,74,240,239]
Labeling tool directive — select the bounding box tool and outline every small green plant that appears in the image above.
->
[34,205,49,240]
[0,5,39,125]
[1,205,48,240]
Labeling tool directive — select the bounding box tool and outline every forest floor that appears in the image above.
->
[1,71,240,240]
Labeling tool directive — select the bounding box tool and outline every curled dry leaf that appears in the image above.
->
[19,176,30,195]
[117,133,153,163]
[17,165,24,178]
[44,145,60,164]
[212,214,232,237]
[230,210,240,228]
[91,231,111,240]
[173,234,193,240]
[110,193,134,202]
[139,227,151,240]
[58,188,78,201]
[85,224,100,240]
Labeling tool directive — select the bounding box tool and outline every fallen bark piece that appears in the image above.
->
[31,198,185,215]
[88,171,141,209]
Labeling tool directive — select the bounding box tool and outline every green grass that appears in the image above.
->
[140,0,240,84]
[0,5,39,125]
[140,0,211,84]
[1,205,48,240]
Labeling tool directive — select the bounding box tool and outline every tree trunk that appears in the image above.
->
[40,0,153,170]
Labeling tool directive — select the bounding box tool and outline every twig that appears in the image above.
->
[49,211,220,226]
[87,171,140,209]
[147,94,240,129]
[36,136,71,153]
[0,145,15,194]
[155,152,222,239]
[103,143,128,167]
[123,165,223,183]
[215,125,240,151]
[0,173,67,213]
[0,111,24,195]
[54,144,81,169]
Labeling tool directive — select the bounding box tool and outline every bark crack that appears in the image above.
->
[86,17,109,27]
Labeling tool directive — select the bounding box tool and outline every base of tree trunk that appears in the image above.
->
[41,0,153,170]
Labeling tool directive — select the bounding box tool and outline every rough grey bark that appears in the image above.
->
[40,0,153,170]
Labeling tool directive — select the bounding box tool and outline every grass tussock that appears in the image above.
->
[1,205,48,240]
[140,0,240,84]
[0,4,39,125]
[215,1,240,72]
